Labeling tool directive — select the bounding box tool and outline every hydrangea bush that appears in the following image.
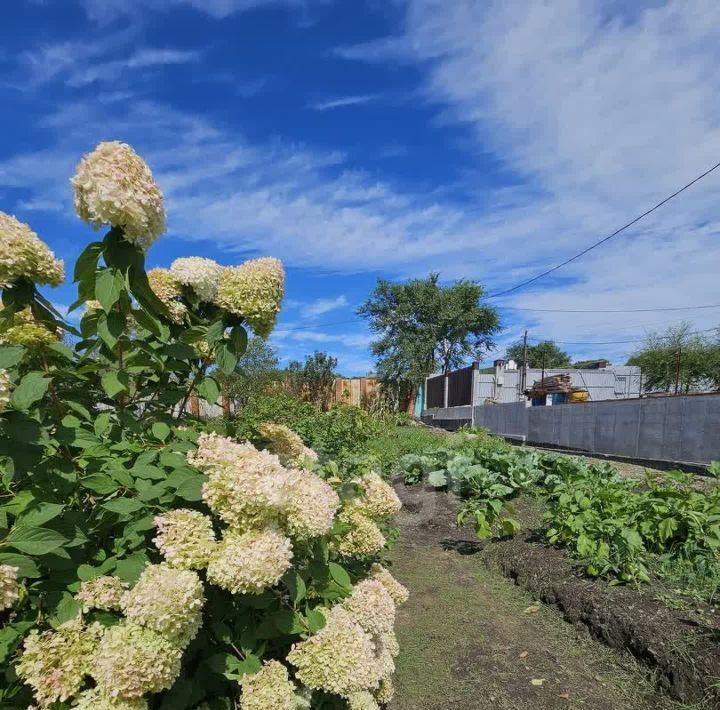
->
[0,142,407,709]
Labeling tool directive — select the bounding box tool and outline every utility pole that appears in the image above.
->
[521,330,528,396]
[674,347,682,395]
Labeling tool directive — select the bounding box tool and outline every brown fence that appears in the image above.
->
[426,375,446,408]
[333,377,379,407]
[448,365,474,407]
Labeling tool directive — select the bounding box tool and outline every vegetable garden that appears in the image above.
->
[1,139,718,710]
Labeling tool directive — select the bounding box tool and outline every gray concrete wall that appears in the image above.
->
[425,394,720,465]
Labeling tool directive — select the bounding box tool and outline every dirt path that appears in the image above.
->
[388,484,681,710]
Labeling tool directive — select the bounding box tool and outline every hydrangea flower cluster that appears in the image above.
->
[72,141,166,251]
[0,211,64,287]
[214,257,284,337]
[258,422,306,465]
[352,472,402,521]
[369,564,410,606]
[170,256,223,302]
[16,618,104,706]
[334,508,387,558]
[0,369,11,413]
[239,660,301,710]
[76,575,126,611]
[0,563,19,610]
[207,527,293,594]
[281,469,340,540]
[152,509,216,570]
[147,268,187,324]
[0,309,59,348]
[74,687,148,710]
[342,579,396,637]
[120,564,205,646]
[91,622,183,700]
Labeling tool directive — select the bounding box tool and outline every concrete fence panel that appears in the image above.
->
[427,393,720,465]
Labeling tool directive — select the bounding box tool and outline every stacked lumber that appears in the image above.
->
[525,374,587,400]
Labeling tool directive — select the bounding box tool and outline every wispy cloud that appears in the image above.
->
[309,94,380,111]
[301,295,350,318]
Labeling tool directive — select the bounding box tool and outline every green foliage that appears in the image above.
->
[627,321,720,392]
[287,351,338,409]
[505,339,571,368]
[358,272,500,385]
[214,336,279,406]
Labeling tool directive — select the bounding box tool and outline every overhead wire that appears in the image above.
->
[486,159,720,299]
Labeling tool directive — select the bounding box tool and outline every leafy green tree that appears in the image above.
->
[286,351,338,409]
[506,340,571,369]
[358,273,500,385]
[627,322,720,393]
[215,336,279,407]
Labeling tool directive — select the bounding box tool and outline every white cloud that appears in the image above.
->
[301,295,350,318]
[309,94,380,111]
[78,0,323,23]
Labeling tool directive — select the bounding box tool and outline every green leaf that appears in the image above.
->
[5,525,68,555]
[80,474,118,495]
[131,464,165,481]
[0,553,41,578]
[272,609,305,635]
[285,571,306,604]
[427,470,448,488]
[0,345,25,369]
[102,498,145,515]
[175,474,207,502]
[101,371,129,398]
[152,422,171,441]
[115,551,149,583]
[95,269,125,313]
[97,311,126,349]
[306,608,326,633]
[73,241,104,282]
[328,562,352,589]
[196,376,220,404]
[94,412,113,437]
[228,325,248,357]
[163,343,196,360]
[11,372,50,410]
[215,342,238,375]
[20,502,65,527]
[47,342,74,360]
[131,307,162,336]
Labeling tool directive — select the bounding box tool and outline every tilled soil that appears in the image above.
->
[388,483,716,710]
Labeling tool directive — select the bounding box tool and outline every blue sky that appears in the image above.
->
[2,0,720,375]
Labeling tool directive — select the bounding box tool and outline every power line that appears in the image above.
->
[486,159,720,300]
[498,303,720,314]
[527,327,718,346]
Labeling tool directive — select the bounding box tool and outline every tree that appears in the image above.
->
[215,337,279,407]
[287,351,338,409]
[506,340,571,369]
[358,273,500,385]
[627,322,720,393]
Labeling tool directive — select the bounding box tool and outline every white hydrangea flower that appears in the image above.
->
[72,141,165,251]
[170,257,222,301]
[0,564,19,610]
[74,688,148,709]
[214,257,284,337]
[342,579,396,637]
[345,691,380,710]
[369,564,409,606]
[287,607,380,696]
[153,509,216,570]
[258,422,305,465]
[0,308,59,348]
[334,509,386,558]
[121,564,205,647]
[16,618,104,707]
[91,622,183,700]
[240,660,299,710]
[374,676,395,705]
[0,211,64,287]
[0,369,12,414]
[206,527,292,595]
[352,472,402,521]
[76,575,126,611]
[281,470,340,540]
[147,268,186,324]
[191,433,287,529]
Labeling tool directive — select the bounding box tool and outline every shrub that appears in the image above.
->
[0,141,405,709]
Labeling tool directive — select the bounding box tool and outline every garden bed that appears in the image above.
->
[392,481,720,708]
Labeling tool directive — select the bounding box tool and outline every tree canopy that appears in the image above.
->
[505,339,572,369]
[287,350,338,409]
[358,273,500,384]
[215,336,279,406]
[627,322,720,393]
